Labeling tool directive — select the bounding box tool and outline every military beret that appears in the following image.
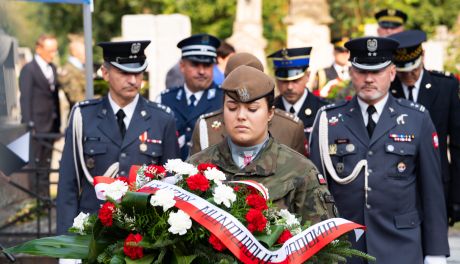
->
[332,37,350,52]
[98,40,150,73]
[375,8,408,29]
[389,30,426,72]
[267,47,312,81]
[224,52,264,77]
[345,37,399,71]
[222,65,275,103]
[177,34,221,64]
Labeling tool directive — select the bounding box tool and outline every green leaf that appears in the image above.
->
[255,225,284,248]
[5,235,90,259]
[110,254,125,264]
[122,192,151,210]
[125,254,155,264]
[171,248,197,264]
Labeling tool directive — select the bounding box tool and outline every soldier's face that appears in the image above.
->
[223,95,274,147]
[396,63,423,87]
[377,25,404,37]
[334,50,350,66]
[102,65,143,107]
[351,64,396,105]
[36,38,58,64]
[180,59,213,92]
[276,73,308,105]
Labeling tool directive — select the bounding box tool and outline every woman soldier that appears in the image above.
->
[187,65,335,224]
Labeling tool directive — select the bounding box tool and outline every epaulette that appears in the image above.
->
[145,99,172,114]
[396,98,426,112]
[320,100,348,112]
[160,86,180,95]
[429,70,455,79]
[76,98,102,107]
[199,109,223,120]
[274,109,300,123]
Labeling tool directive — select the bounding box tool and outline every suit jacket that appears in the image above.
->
[309,96,449,263]
[160,83,223,159]
[274,90,328,140]
[56,96,180,235]
[390,69,460,205]
[19,58,60,133]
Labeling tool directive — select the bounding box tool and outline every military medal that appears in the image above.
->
[86,157,95,169]
[336,162,345,173]
[389,133,414,142]
[397,162,406,173]
[139,131,148,151]
[211,120,222,130]
[140,143,147,152]
[328,116,339,126]
[387,144,395,152]
[345,143,355,153]
[305,108,312,116]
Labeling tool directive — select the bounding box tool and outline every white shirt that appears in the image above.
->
[357,93,389,126]
[184,84,204,106]
[35,54,55,88]
[281,89,308,115]
[108,93,139,129]
[402,70,424,102]
[333,63,350,80]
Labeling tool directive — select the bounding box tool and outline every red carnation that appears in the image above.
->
[186,173,210,192]
[245,208,267,233]
[197,163,217,172]
[246,194,268,211]
[208,233,227,252]
[99,202,115,226]
[277,229,293,244]
[123,233,144,259]
[115,177,129,184]
[144,165,166,179]
[233,185,240,192]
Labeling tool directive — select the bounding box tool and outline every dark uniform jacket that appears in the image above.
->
[160,83,223,159]
[309,96,449,263]
[19,59,60,133]
[391,69,460,207]
[274,90,328,141]
[189,109,307,156]
[324,66,339,82]
[187,137,335,224]
[56,96,180,234]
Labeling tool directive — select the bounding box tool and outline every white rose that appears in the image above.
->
[104,180,129,201]
[213,184,236,208]
[150,188,176,211]
[204,168,226,183]
[164,159,198,176]
[72,212,89,234]
[167,210,192,235]
[278,209,300,226]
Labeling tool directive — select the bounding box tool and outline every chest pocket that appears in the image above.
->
[332,143,358,176]
[83,141,107,156]
[385,143,416,179]
[139,143,163,165]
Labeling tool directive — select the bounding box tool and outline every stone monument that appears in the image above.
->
[122,14,191,100]
[227,0,267,69]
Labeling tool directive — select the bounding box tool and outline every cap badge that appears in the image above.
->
[367,39,378,52]
[388,9,396,16]
[202,35,209,44]
[131,43,141,54]
[281,48,289,59]
[237,87,251,102]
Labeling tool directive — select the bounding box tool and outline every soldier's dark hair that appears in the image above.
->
[217,41,235,59]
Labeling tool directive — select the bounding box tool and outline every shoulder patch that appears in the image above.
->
[76,98,102,107]
[396,98,425,112]
[322,100,348,111]
[274,109,300,123]
[145,100,172,114]
[199,109,223,120]
[160,86,181,95]
[429,70,455,79]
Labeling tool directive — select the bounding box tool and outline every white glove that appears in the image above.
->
[59,259,82,264]
[424,255,447,264]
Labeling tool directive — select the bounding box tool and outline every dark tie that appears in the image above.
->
[289,106,296,114]
[407,85,415,102]
[189,95,196,110]
[366,105,377,137]
[116,109,126,138]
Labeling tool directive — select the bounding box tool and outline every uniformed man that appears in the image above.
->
[158,34,223,160]
[268,47,328,149]
[58,34,86,109]
[56,41,180,236]
[375,8,407,37]
[190,52,307,156]
[309,37,449,263]
[389,29,460,225]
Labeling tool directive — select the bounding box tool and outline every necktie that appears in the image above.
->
[289,106,295,114]
[116,109,126,138]
[188,94,196,112]
[407,85,415,102]
[366,105,377,137]
[243,154,253,167]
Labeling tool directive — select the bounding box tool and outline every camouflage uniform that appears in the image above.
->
[190,108,307,156]
[187,137,335,224]
[58,62,85,108]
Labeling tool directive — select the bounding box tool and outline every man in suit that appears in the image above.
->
[375,8,407,37]
[56,40,180,237]
[268,47,328,151]
[19,34,61,198]
[158,34,223,160]
[309,36,449,263]
[389,29,460,226]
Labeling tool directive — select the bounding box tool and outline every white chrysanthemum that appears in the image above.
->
[164,159,198,175]
[213,184,236,208]
[72,212,89,234]
[167,210,192,235]
[204,168,226,183]
[104,180,129,201]
[278,209,300,226]
[150,188,176,211]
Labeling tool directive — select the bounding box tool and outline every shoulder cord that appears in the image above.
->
[199,118,209,151]
[318,111,370,205]
[72,107,119,194]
